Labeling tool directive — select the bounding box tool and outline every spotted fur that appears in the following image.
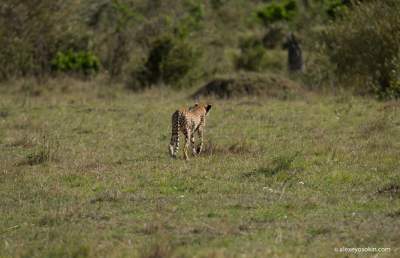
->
[169,103,212,160]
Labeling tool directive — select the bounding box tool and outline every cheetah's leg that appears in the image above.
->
[169,132,179,158]
[183,129,190,160]
[191,132,197,155]
[169,131,176,157]
[196,129,204,154]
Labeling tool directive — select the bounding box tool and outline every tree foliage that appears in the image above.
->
[321,0,400,97]
[0,0,79,80]
[256,0,297,26]
[235,36,266,71]
[129,35,201,90]
[51,50,100,75]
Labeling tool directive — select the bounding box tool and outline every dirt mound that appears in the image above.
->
[192,73,303,99]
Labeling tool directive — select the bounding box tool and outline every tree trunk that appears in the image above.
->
[286,33,304,73]
[302,0,309,9]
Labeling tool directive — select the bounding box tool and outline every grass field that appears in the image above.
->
[1,80,400,257]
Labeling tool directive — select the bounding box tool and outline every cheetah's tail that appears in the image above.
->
[169,111,180,157]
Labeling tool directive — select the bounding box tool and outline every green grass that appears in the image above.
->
[1,81,399,257]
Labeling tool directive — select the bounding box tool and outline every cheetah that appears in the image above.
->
[169,103,212,160]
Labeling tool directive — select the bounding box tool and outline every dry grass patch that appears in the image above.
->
[5,134,35,148]
[17,135,59,166]
[359,115,391,137]
[90,190,122,204]
[379,100,400,111]
[141,240,173,258]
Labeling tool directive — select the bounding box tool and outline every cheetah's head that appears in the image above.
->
[194,103,212,115]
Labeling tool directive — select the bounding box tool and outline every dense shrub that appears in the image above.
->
[321,0,400,98]
[51,50,100,75]
[173,1,204,39]
[256,0,297,26]
[185,1,205,27]
[85,0,142,79]
[128,35,201,90]
[262,25,287,49]
[324,0,349,18]
[235,36,266,71]
[210,0,228,10]
[0,0,78,80]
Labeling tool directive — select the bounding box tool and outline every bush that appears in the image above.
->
[173,1,205,39]
[211,0,228,10]
[0,0,80,80]
[128,35,201,90]
[262,25,287,49]
[85,0,142,79]
[51,50,100,75]
[321,0,400,98]
[235,36,266,71]
[256,0,297,26]
[324,0,349,18]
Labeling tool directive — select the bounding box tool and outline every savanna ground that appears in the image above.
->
[1,80,400,258]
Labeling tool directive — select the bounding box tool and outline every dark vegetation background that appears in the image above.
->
[0,0,399,98]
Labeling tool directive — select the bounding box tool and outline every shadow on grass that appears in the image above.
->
[243,153,300,178]
[0,110,9,118]
[377,184,400,199]
[387,210,400,218]
[200,141,260,156]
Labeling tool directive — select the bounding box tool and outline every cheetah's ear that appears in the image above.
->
[206,104,212,114]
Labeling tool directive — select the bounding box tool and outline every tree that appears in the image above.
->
[284,33,303,72]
